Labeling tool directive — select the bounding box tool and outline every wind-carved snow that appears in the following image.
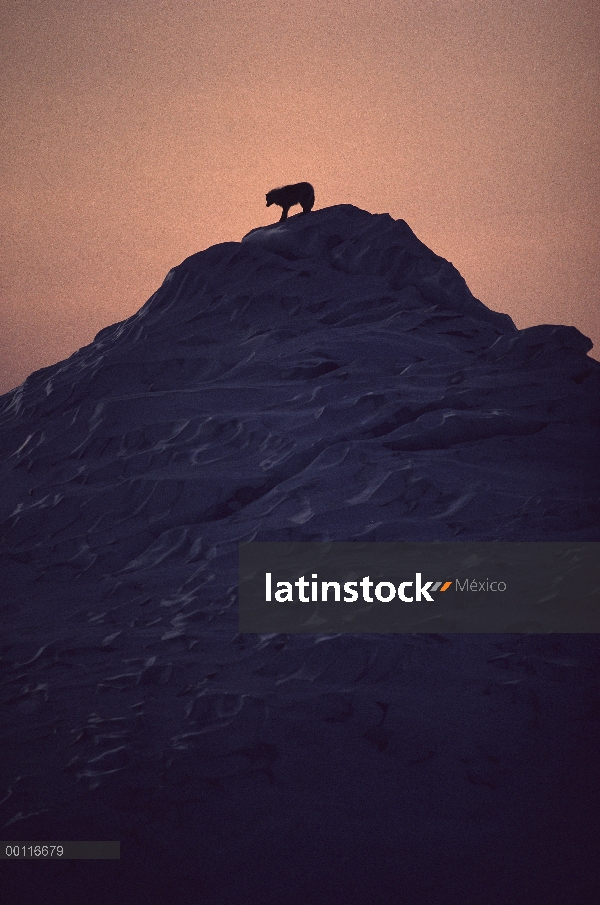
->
[0,205,598,903]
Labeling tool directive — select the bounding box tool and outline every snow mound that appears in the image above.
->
[0,204,598,587]
[242,205,515,332]
[0,205,599,903]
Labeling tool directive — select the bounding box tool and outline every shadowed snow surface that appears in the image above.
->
[1,206,599,903]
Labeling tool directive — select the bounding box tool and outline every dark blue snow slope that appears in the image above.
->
[0,205,599,904]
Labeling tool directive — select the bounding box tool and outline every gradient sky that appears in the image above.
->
[1,0,598,394]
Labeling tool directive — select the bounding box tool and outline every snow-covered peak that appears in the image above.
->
[242,204,515,332]
[1,206,599,901]
[0,203,598,568]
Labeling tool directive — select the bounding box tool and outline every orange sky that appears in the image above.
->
[1,0,598,394]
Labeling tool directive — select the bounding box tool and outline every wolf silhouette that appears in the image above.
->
[266,182,315,222]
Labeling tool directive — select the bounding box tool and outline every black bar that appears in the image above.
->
[0,842,120,859]
[239,542,600,633]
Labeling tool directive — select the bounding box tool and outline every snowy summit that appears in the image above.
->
[0,204,599,904]
[1,204,597,563]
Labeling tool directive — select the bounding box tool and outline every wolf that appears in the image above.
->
[265,182,315,222]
